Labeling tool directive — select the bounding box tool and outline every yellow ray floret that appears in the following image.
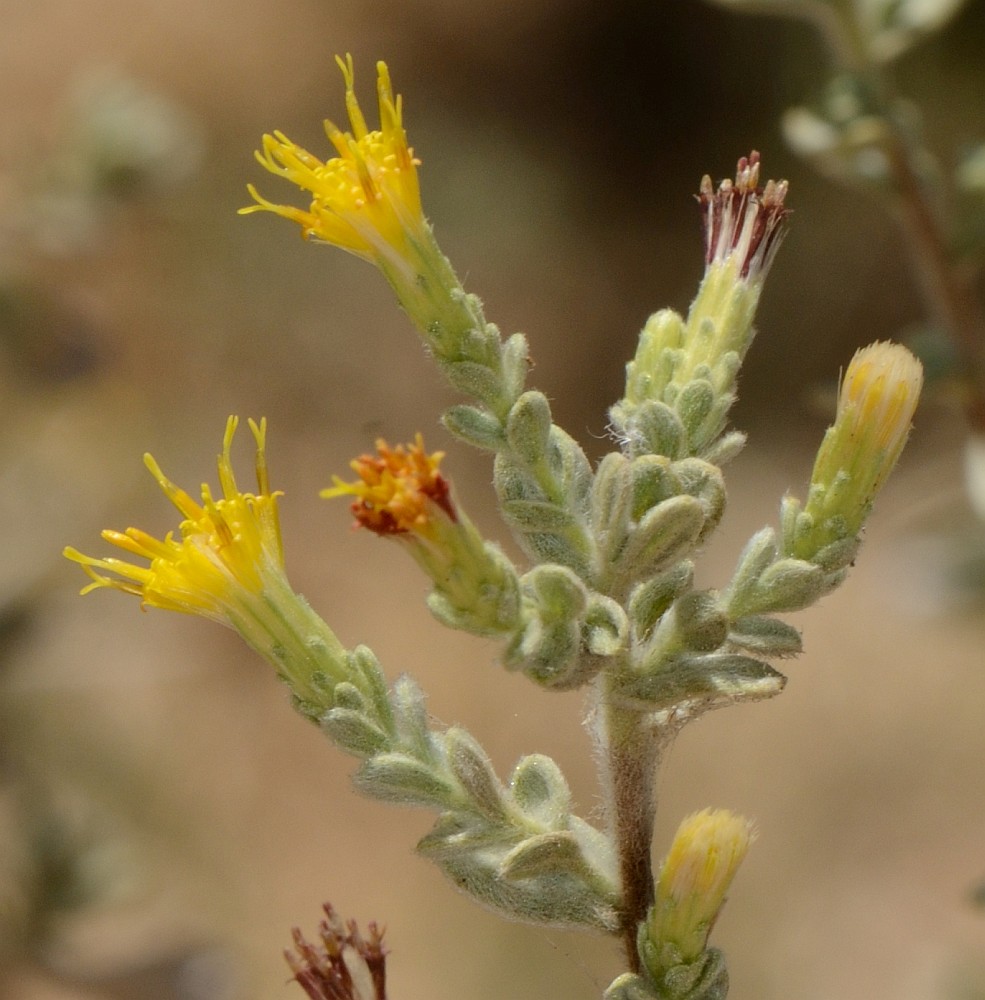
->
[323,434,455,536]
[64,417,284,624]
[241,55,424,264]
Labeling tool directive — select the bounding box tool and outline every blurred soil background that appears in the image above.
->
[2,1,985,998]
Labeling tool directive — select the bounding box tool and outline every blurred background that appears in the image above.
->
[2,1,985,998]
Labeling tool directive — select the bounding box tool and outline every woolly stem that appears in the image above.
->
[597,673,676,971]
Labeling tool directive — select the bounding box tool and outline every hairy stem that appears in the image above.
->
[598,678,675,971]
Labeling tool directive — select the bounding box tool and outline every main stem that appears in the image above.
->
[599,680,673,971]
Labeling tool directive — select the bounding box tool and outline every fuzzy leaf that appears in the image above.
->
[506,391,553,467]
[415,813,508,859]
[672,458,726,537]
[348,646,394,736]
[509,754,571,827]
[676,379,716,444]
[501,331,531,402]
[591,452,631,537]
[728,615,802,657]
[726,528,778,616]
[621,495,706,578]
[499,831,587,880]
[500,499,575,531]
[700,429,747,466]
[629,455,679,519]
[635,400,687,459]
[442,404,506,451]
[753,557,827,613]
[615,653,786,715]
[440,358,503,405]
[671,590,729,652]
[320,707,390,758]
[628,561,695,640]
[331,681,366,712]
[391,675,436,762]
[355,753,454,808]
[445,727,506,822]
[582,594,629,657]
[430,851,619,931]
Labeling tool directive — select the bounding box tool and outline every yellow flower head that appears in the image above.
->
[322,434,455,536]
[646,808,754,968]
[241,55,424,266]
[64,417,284,625]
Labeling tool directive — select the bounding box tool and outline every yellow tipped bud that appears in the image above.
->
[790,341,923,560]
[645,808,754,970]
[831,341,924,492]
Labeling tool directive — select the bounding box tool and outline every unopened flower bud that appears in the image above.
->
[643,808,754,977]
[786,341,923,561]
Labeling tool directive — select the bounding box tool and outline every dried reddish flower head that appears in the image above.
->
[323,434,455,536]
[697,150,790,281]
[287,903,387,1000]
